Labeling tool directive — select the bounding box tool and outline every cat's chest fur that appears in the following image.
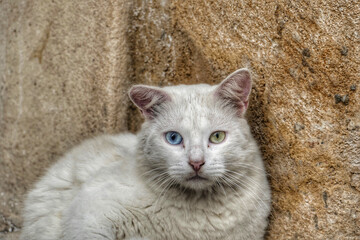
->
[77,157,243,240]
[66,138,247,240]
[149,198,241,239]
[110,183,244,240]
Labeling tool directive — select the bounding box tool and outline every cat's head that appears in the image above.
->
[129,69,257,191]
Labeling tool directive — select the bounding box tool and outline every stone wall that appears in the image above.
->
[1,0,359,239]
[0,0,132,238]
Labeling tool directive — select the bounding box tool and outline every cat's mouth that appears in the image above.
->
[187,175,208,181]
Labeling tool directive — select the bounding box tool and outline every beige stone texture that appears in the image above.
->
[0,0,132,238]
[1,0,359,239]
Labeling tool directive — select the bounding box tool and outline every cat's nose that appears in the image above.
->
[189,159,205,172]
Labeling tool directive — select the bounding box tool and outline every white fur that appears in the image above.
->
[21,69,271,240]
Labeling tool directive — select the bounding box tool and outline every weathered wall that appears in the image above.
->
[0,0,132,238]
[1,0,359,239]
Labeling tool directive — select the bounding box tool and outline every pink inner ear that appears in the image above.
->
[129,86,170,118]
[215,69,252,115]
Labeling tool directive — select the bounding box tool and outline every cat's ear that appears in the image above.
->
[128,85,171,119]
[214,68,252,116]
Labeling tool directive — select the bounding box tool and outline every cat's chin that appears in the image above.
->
[180,175,214,190]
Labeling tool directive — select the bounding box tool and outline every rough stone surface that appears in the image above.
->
[1,0,359,239]
[0,0,132,238]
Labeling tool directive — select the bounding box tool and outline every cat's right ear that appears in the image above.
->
[128,85,171,119]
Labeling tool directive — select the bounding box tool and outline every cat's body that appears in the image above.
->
[21,69,271,240]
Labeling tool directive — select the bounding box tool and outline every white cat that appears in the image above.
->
[20,69,271,240]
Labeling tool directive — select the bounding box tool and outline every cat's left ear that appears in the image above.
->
[129,85,171,119]
[214,68,252,116]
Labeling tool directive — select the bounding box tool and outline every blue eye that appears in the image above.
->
[165,131,183,145]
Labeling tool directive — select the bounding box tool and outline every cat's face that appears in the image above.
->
[130,69,255,191]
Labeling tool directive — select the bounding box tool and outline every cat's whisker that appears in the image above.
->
[229,178,266,212]
[150,179,172,205]
[224,172,267,208]
[225,162,266,174]
[152,178,177,213]
[231,162,264,173]
[222,174,261,209]
[143,170,168,182]
[222,173,272,218]
[225,161,278,181]
[225,170,271,200]
[140,166,167,177]
[147,173,171,192]
[226,167,271,180]
[220,175,260,240]
[144,175,169,188]
[219,175,260,229]
[215,179,227,198]
[229,172,298,218]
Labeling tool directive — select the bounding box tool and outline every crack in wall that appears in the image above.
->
[0,214,20,234]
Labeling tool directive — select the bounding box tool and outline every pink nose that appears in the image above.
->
[189,160,205,172]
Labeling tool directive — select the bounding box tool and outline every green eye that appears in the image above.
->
[209,131,226,144]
